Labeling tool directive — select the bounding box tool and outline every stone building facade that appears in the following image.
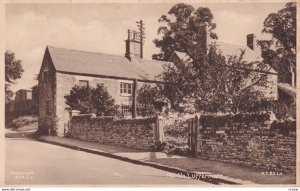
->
[38,25,278,136]
[38,31,171,136]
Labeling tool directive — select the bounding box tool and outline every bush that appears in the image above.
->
[137,84,168,117]
[11,115,37,127]
[65,84,120,117]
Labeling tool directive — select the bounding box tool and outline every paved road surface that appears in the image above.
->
[5,138,209,185]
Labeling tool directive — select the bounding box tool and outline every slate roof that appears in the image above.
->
[171,40,277,74]
[212,40,263,63]
[47,46,170,82]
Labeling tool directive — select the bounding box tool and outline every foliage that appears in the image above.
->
[199,112,273,126]
[266,100,295,120]
[158,45,269,113]
[38,116,59,135]
[31,85,39,115]
[64,85,93,114]
[259,2,296,84]
[152,3,270,113]
[90,84,120,116]
[5,51,24,103]
[271,120,296,131]
[153,3,217,61]
[136,84,167,116]
[10,115,38,130]
[64,84,120,117]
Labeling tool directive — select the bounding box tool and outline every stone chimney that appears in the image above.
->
[195,22,209,55]
[125,29,142,61]
[246,34,257,51]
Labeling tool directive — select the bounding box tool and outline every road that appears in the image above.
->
[5,138,209,185]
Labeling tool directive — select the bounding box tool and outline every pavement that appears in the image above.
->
[5,138,210,185]
[36,136,240,185]
[5,129,296,185]
[5,128,36,138]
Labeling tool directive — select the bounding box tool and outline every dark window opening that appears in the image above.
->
[46,100,53,115]
[79,80,89,87]
[121,105,131,114]
[43,71,48,83]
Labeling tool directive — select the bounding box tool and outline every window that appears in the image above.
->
[79,80,89,87]
[43,71,48,83]
[120,82,133,94]
[121,105,131,114]
[27,92,32,100]
[46,100,53,115]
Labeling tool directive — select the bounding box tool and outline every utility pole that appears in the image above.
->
[136,20,145,58]
[132,79,137,118]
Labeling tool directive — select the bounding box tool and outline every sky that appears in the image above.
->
[5,2,287,93]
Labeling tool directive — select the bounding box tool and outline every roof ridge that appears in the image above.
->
[47,45,172,64]
[47,45,126,59]
[213,40,246,47]
[139,58,173,64]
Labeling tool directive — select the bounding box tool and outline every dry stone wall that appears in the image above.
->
[69,115,159,150]
[197,113,296,173]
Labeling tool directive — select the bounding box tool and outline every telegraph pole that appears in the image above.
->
[136,20,145,58]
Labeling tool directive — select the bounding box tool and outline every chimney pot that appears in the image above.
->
[196,22,209,55]
[247,34,256,50]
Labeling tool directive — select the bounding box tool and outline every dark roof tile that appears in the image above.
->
[47,46,170,81]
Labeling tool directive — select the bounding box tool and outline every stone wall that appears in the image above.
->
[38,49,57,135]
[55,72,134,136]
[69,115,161,150]
[197,113,296,173]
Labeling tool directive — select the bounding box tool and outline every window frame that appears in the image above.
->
[121,104,131,114]
[120,82,133,95]
[79,80,89,88]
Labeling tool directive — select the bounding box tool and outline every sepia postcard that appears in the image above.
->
[1,0,299,188]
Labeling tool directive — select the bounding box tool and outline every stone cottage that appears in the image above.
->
[38,30,171,136]
[169,24,278,100]
[38,24,278,136]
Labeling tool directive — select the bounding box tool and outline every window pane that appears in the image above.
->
[79,80,88,87]
[120,82,133,94]
[120,83,123,93]
[128,85,132,94]
[124,84,128,93]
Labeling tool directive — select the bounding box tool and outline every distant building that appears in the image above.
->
[6,89,37,116]
[15,89,32,102]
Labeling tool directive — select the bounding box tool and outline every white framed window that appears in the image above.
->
[120,82,133,94]
[79,80,89,87]
[121,105,131,114]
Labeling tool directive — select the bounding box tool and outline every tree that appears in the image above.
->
[64,84,119,116]
[90,84,119,116]
[158,45,269,113]
[153,3,217,61]
[5,51,24,103]
[64,85,93,114]
[260,2,296,84]
[136,84,167,116]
